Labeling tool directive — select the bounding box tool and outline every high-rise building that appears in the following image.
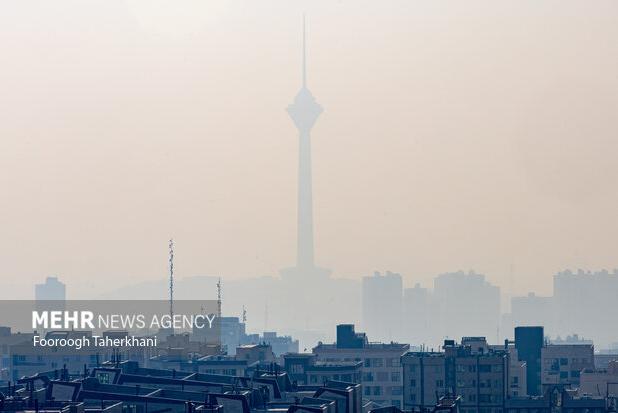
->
[515,326,544,396]
[510,293,553,334]
[34,276,66,301]
[403,283,429,345]
[553,269,618,347]
[362,271,403,342]
[432,271,500,342]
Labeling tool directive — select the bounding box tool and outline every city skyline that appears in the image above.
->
[2,1,618,300]
[1,3,617,412]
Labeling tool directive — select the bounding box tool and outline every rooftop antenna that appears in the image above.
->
[264,303,268,331]
[242,305,247,324]
[302,14,307,88]
[217,277,222,318]
[168,238,175,334]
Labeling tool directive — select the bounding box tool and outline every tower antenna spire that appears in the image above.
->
[302,14,307,88]
[168,238,174,334]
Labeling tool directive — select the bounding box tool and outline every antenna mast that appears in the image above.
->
[302,14,307,88]
[217,278,222,318]
[242,305,247,324]
[168,239,174,332]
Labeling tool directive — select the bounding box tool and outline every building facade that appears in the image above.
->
[402,338,509,413]
[313,325,409,408]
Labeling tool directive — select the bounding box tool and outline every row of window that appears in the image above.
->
[456,364,503,373]
[308,373,355,383]
[364,358,401,368]
[363,385,403,396]
[363,371,401,382]
[550,370,580,379]
[409,379,444,388]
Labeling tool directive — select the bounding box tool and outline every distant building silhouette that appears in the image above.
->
[510,293,553,331]
[362,271,403,342]
[432,271,500,342]
[553,269,618,346]
[34,276,66,301]
[505,269,618,349]
[403,283,430,345]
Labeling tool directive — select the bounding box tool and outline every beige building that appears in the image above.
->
[508,351,527,398]
[579,360,618,397]
[402,337,512,413]
[401,352,446,411]
[312,325,409,408]
[541,344,594,389]
[235,343,276,365]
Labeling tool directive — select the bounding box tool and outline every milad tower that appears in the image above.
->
[281,17,331,282]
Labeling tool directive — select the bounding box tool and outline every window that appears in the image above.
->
[560,371,568,379]
[560,358,568,366]
[12,355,26,363]
[374,386,382,396]
[391,386,403,395]
[571,370,580,378]
[391,371,401,382]
[373,358,384,367]
[410,379,417,387]
[377,372,389,382]
[363,372,374,382]
[479,365,491,373]
[365,386,371,396]
[290,364,304,374]
[513,376,519,384]
[410,394,417,402]
[436,380,444,388]
[97,372,110,384]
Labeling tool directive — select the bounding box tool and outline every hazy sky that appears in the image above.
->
[1,0,617,299]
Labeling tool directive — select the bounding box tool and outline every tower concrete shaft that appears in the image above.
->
[287,17,322,270]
